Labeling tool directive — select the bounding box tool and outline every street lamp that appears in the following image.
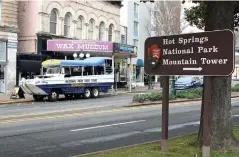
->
[86,53,90,58]
[73,53,78,59]
[79,52,84,58]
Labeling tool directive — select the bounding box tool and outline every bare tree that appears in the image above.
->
[147,0,189,36]
[145,0,188,85]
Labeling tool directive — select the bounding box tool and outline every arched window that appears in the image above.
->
[64,13,71,36]
[88,19,94,40]
[50,9,57,34]
[99,22,105,41]
[108,24,114,42]
[77,16,83,39]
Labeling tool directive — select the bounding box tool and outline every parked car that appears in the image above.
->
[174,76,203,90]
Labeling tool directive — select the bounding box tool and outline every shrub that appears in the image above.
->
[132,88,203,103]
[133,92,162,103]
[176,88,203,99]
[232,84,239,92]
[133,92,177,103]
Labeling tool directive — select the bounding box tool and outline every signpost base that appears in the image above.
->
[202,146,210,157]
[161,139,168,152]
[202,76,212,157]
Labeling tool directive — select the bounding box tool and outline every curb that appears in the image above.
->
[124,95,239,108]
[117,90,158,94]
[0,99,33,105]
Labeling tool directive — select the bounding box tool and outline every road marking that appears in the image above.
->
[0,106,156,124]
[1,97,239,124]
[0,105,112,119]
[70,120,146,132]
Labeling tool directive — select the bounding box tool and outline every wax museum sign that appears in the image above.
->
[144,30,235,76]
[47,40,113,52]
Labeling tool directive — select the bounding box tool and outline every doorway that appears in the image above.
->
[0,65,6,93]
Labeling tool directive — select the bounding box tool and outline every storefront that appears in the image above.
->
[18,38,137,90]
[0,32,18,94]
[113,43,137,88]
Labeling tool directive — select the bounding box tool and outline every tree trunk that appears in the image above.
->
[197,1,239,150]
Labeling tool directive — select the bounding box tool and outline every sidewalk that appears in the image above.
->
[0,93,33,104]
[0,86,160,105]
[116,84,161,94]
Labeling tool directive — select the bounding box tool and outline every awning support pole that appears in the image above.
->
[129,55,132,92]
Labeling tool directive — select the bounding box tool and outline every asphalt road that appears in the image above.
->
[1,95,239,157]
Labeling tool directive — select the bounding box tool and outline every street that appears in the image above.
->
[1,94,239,157]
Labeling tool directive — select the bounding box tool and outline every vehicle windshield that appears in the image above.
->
[177,76,193,82]
[46,67,60,74]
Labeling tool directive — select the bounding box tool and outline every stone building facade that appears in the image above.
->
[0,0,18,93]
[18,1,121,53]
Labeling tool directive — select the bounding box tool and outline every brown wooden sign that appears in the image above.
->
[144,30,235,76]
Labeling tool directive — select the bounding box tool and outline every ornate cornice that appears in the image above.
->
[38,12,50,17]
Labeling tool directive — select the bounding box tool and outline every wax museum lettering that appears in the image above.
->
[77,44,109,50]
[56,44,74,49]
[55,43,109,50]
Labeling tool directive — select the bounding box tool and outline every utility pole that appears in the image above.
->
[148,75,153,89]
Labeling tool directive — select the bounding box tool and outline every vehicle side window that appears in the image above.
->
[95,66,104,75]
[83,66,92,75]
[65,68,70,75]
[64,67,71,77]
[71,67,82,76]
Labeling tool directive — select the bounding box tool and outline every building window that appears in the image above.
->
[134,21,139,37]
[50,9,57,34]
[64,13,71,36]
[99,22,105,41]
[134,3,139,19]
[77,16,83,39]
[88,19,94,40]
[121,35,126,44]
[133,39,138,48]
[0,41,6,62]
[108,24,114,42]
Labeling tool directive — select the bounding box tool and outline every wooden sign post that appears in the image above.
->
[144,30,235,154]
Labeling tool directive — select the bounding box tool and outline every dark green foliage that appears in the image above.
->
[176,88,203,99]
[183,1,239,30]
[132,88,203,103]
[232,84,239,92]
[184,2,207,29]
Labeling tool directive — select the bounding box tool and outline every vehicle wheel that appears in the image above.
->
[48,90,59,102]
[33,95,44,101]
[83,88,91,99]
[65,94,73,99]
[91,88,99,98]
